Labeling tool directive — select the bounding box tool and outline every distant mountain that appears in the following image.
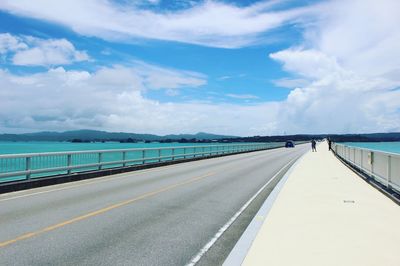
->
[0,130,237,142]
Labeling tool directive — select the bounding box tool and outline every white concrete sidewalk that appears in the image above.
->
[241,141,400,266]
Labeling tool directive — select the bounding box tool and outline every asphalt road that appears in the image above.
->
[0,145,308,266]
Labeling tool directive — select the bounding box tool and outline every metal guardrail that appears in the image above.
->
[333,143,400,194]
[0,143,283,183]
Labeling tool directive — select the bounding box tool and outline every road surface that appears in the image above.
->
[0,145,308,265]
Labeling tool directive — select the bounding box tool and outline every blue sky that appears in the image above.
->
[0,0,399,136]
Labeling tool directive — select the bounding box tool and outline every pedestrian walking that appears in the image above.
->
[311,139,317,152]
[328,138,332,151]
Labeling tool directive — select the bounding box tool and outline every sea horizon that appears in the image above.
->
[342,141,400,154]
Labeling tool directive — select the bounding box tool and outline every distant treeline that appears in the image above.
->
[220,133,400,143]
[0,130,235,142]
[70,132,400,144]
[2,130,400,143]
[70,138,232,143]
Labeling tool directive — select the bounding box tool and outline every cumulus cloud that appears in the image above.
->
[272,78,309,89]
[0,67,276,136]
[1,0,400,135]
[0,0,315,48]
[0,33,89,66]
[269,0,400,134]
[0,33,28,53]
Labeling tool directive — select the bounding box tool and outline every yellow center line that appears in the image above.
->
[0,172,214,248]
[0,164,188,202]
[0,147,278,202]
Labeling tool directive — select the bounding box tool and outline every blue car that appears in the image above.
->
[285,140,295,148]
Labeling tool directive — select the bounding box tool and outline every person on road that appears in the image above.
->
[311,139,317,152]
[328,138,332,151]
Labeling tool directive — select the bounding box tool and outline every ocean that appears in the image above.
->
[0,141,229,155]
[0,141,280,183]
[342,142,400,154]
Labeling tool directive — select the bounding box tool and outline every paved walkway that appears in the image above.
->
[232,141,400,266]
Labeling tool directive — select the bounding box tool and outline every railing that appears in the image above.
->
[333,143,400,194]
[0,143,284,183]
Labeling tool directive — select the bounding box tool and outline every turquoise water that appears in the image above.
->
[342,142,400,154]
[0,141,280,183]
[0,141,224,155]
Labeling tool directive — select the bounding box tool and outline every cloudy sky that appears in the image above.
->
[0,0,399,136]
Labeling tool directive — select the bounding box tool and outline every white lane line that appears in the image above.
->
[0,147,286,202]
[185,156,299,266]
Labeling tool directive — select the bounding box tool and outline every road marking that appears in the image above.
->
[0,167,166,202]
[0,161,207,202]
[0,172,214,248]
[185,157,299,266]
[0,147,283,202]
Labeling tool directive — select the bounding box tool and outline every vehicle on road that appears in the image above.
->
[285,140,295,148]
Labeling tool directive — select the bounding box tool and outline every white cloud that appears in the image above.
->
[272,78,309,89]
[217,75,233,81]
[0,33,89,66]
[313,0,400,78]
[1,0,400,135]
[131,61,207,89]
[13,37,89,66]
[226,94,259,100]
[268,0,400,134]
[0,67,276,136]
[0,0,316,48]
[0,33,28,53]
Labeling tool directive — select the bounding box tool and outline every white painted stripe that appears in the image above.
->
[185,156,299,266]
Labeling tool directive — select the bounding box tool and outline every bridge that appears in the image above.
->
[0,142,399,265]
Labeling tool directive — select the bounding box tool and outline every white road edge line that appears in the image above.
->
[185,156,299,266]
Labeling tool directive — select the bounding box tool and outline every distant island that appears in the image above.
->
[0,130,399,143]
[0,130,236,143]
[0,129,400,143]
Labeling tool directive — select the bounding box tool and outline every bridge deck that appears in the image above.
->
[0,145,307,265]
[232,141,400,266]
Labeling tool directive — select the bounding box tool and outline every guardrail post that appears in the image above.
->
[158,149,161,162]
[387,155,391,188]
[172,148,175,160]
[67,154,72,174]
[98,153,102,170]
[26,157,31,179]
[370,152,374,174]
[122,151,127,167]
[142,150,145,164]
[183,148,186,159]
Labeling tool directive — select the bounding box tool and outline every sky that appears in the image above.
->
[0,0,399,136]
